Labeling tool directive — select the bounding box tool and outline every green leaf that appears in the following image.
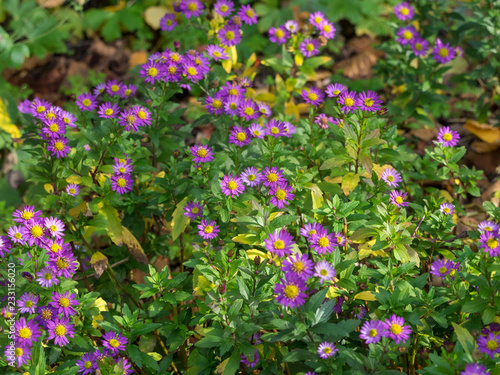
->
[171,196,190,241]
[320,155,350,170]
[224,349,242,375]
[452,322,474,355]
[127,346,142,367]
[98,201,123,246]
[141,352,160,371]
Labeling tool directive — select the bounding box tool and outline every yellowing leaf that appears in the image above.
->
[66,175,82,184]
[122,226,149,264]
[144,6,168,29]
[354,291,377,301]
[229,45,237,65]
[341,172,360,196]
[294,53,304,67]
[372,164,391,179]
[269,212,284,221]
[171,197,190,241]
[222,58,232,74]
[0,98,21,138]
[232,233,258,245]
[326,286,341,299]
[44,183,54,194]
[465,121,500,143]
[193,271,216,297]
[90,251,108,279]
[246,248,269,260]
[98,201,123,246]
[324,176,342,184]
[255,93,276,103]
[69,201,89,219]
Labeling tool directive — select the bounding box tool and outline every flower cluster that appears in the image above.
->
[75,342,132,375]
[477,324,500,359]
[111,157,134,195]
[478,219,500,257]
[360,315,412,344]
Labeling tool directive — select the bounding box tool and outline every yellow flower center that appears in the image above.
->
[50,225,57,232]
[267,173,278,182]
[387,175,394,181]
[105,108,114,116]
[44,273,52,280]
[337,236,343,243]
[314,16,322,23]
[308,229,316,236]
[30,225,43,238]
[270,127,279,134]
[225,31,235,41]
[439,266,448,274]
[15,233,22,239]
[403,31,413,40]
[191,207,199,214]
[320,269,328,276]
[275,189,286,200]
[37,105,46,113]
[487,238,498,249]
[168,66,177,74]
[188,3,197,11]
[487,339,498,350]
[253,129,260,135]
[26,301,33,307]
[236,132,246,142]
[51,244,61,253]
[306,43,314,52]
[111,85,119,92]
[308,93,318,101]
[84,361,92,369]
[220,5,228,11]
[323,24,331,32]
[246,9,254,17]
[21,211,33,220]
[82,99,91,107]
[333,90,340,95]
[19,327,31,339]
[390,324,402,335]
[109,338,120,347]
[275,29,284,38]
[345,98,354,107]
[444,207,450,213]
[400,7,409,15]
[364,98,374,107]
[318,237,329,248]
[69,188,76,194]
[148,67,158,77]
[213,51,221,57]
[227,181,238,190]
[273,240,285,249]
[212,100,222,109]
[197,148,208,157]
[54,142,64,151]
[56,258,69,270]
[49,123,59,132]
[439,48,449,57]
[117,178,127,188]
[229,88,238,96]
[125,89,132,96]
[187,67,197,76]
[171,54,180,62]
[292,261,305,272]
[204,225,213,234]
[443,133,452,141]
[369,329,377,337]
[485,226,492,231]
[416,43,423,50]
[323,347,332,354]
[244,107,254,116]
[248,174,256,181]
[137,111,146,120]
[119,159,127,164]
[15,348,23,356]
[55,324,66,336]
[396,196,403,204]
[59,297,70,307]
[284,284,299,299]
[5,311,12,318]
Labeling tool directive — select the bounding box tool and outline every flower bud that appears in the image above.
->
[398,346,406,353]
[210,80,219,88]
[228,249,234,257]
[174,41,180,50]
[254,256,261,266]
[318,35,327,46]
[173,150,180,158]
[218,239,224,246]
[231,16,242,26]
[202,241,208,247]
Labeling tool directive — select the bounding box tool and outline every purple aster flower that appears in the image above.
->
[106,80,126,96]
[66,183,80,197]
[238,99,259,121]
[284,20,299,33]
[229,125,252,147]
[461,363,490,375]
[206,45,229,61]
[430,258,458,278]
[47,317,75,346]
[258,102,272,117]
[309,11,326,27]
[47,251,78,278]
[479,231,500,257]
[334,231,347,246]
[191,144,214,163]
[264,230,295,258]
[390,190,409,207]
[382,315,411,343]
[314,260,336,283]
[318,20,335,39]
[301,87,325,106]
[353,305,367,319]
[275,273,308,308]
[111,174,134,194]
[123,84,137,98]
[140,61,162,84]
[437,126,460,147]
[181,0,204,18]
[13,205,42,224]
[478,221,499,233]
[93,82,106,96]
[45,237,70,256]
[265,119,287,137]
[7,225,24,244]
[240,349,259,368]
[183,61,204,83]
[224,95,241,116]
[44,216,65,239]
[76,352,98,375]
[315,113,334,129]
[440,203,454,215]
[410,37,430,57]
[220,81,244,98]
[4,344,31,368]
[300,38,320,58]
[214,0,234,17]
[396,26,418,46]
[41,119,66,139]
[432,39,456,64]
[311,227,337,255]
[36,267,59,288]
[30,98,51,118]
[184,202,204,219]
[456,46,464,57]
[102,331,128,355]
[241,166,262,187]
[262,166,286,187]
[282,253,314,280]
[59,109,77,128]
[205,92,225,115]
[97,102,119,119]
[238,5,258,25]
[269,26,289,45]
[197,219,220,240]
[160,13,177,31]
[15,317,41,348]
[394,2,414,21]
[318,342,337,359]
[47,136,71,158]
[1,307,15,319]
[338,90,358,113]
[49,291,79,317]
[248,123,266,138]
[76,93,97,112]
[333,118,344,127]
[220,173,245,198]
[269,182,295,209]
[300,222,324,239]
[283,121,296,137]
[478,332,500,359]
[17,292,39,314]
[357,90,383,112]
[18,99,32,114]
[359,320,384,344]
[0,236,12,258]
[381,167,402,187]
[119,357,134,375]
[163,62,182,82]
[21,218,46,247]
[133,105,152,127]
[219,25,242,47]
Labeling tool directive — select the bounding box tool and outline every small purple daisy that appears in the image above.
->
[359,320,384,344]
[220,173,245,198]
[437,126,460,147]
[197,219,220,240]
[264,230,295,258]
